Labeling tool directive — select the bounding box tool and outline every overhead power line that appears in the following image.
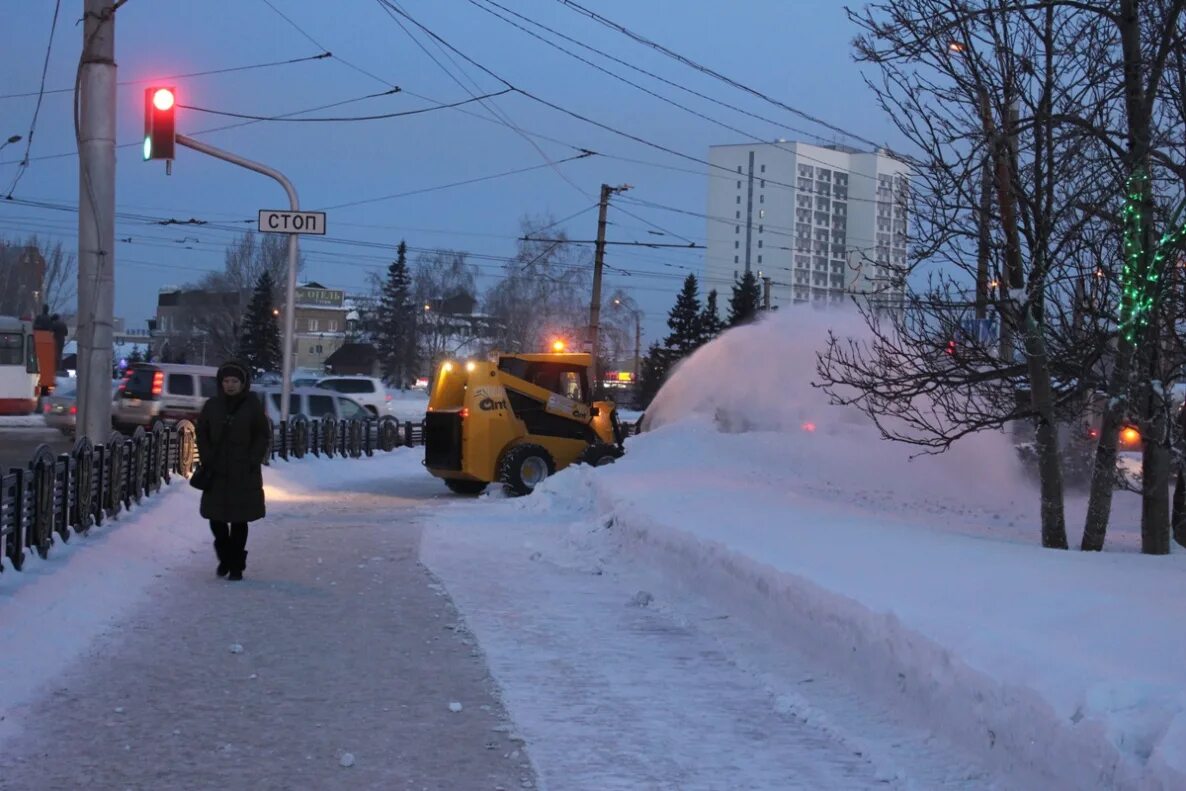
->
[178,88,514,122]
[0,52,332,101]
[551,0,886,151]
[6,0,62,198]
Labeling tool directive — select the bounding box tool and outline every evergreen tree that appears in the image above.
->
[237,270,282,374]
[728,270,762,327]
[664,274,703,355]
[699,289,726,343]
[377,241,417,387]
[635,342,671,410]
[127,345,144,365]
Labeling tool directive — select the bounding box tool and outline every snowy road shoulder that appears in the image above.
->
[0,480,198,742]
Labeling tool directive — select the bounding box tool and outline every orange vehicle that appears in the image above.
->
[32,329,55,396]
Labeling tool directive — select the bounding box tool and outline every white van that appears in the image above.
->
[255,386,373,423]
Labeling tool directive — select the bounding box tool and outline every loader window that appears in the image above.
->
[558,371,583,401]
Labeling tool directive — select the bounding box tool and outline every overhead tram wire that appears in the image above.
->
[0,196,723,286]
[467,0,885,184]
[177,89,512,122]
[551,0,887,152]
[1,87,447,167]
[366,3,889,207]
[259,0,396,89]
[468,0,830,145]
[316,152,595,211]
[374,0,594,201]
[6,0,62,198]
[0,52,332,101]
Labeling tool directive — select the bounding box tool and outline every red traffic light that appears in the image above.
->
[143,85,176,161]
[945,340,957,356]
[151,87,175,112]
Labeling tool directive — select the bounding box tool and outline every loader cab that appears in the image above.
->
[497,356,590,404]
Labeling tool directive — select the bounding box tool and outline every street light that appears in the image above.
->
[611,297,643,385]
[0,134,22,152]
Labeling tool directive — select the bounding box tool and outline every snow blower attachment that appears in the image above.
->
[424,347,625,495]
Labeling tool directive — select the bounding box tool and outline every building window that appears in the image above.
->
[736,196,741,204]
[759,194,764,204]
[759,209,765,219]
[736,225,740,233]
[757,255,763,264]
[327,320,337,332]
[735,241,740,249]
[735,210,741,219]
[758,240,763,248]
[737,166,743,173]
[737,180,742,188]
[734,255,739,264]
[759,225,763,233]
[308,319,319,332]
[760,179,766,188]
[761,164,766,173]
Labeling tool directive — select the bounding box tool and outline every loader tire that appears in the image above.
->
[499,444,555,496]
[577,443,619,467]
[444,478,488,495]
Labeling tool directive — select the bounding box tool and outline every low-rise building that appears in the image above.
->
[293,282,347,372]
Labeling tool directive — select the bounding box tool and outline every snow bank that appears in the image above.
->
[0,482,199,742]
[518,305,1186,789]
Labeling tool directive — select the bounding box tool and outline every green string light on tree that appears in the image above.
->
[1118,169,1186,344]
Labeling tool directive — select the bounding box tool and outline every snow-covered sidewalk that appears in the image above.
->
[0,453,533,790]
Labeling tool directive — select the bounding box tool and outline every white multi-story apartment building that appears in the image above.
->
[704,140,909,309]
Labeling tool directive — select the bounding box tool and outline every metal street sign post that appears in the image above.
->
[258,210,326,235]
[174,134,326,422]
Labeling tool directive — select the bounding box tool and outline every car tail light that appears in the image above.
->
[151,370,164,397]
[800,421,817,432]
[1088,428,1099,439]
[460,408,469,419]
[69,405,77,415]
[385,393,393,402]
[43,403,51,414]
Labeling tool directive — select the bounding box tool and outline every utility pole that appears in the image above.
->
[761,275,772,311]
[633,311,641,385]
[590,182,630,392]
[77,0,117,443]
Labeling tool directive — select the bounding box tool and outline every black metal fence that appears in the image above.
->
[0,416,406,574]
[1,414,643,573]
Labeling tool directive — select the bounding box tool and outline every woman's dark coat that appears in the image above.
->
[196,381,270,524]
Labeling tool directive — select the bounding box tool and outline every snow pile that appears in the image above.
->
[495,304,1186,788]
[643,307,1027,511]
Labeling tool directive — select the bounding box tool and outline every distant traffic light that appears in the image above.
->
[143,86,176,161]
[945,339,957,357]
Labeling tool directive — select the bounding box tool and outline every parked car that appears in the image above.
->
[313,376,392,416]
[256,386,374,423]
[112,363,219,433]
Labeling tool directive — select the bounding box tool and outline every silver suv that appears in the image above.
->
[256,386,372,423]
[112,363,218,432]
[314,376,391,416]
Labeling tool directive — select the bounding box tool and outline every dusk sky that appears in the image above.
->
[1,1,901,344]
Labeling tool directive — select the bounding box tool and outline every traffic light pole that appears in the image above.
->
[77,0,117,444]
[174,134,300,421]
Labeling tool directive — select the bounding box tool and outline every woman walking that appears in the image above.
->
[196,360,270,581]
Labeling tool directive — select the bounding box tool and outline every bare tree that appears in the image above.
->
[411,249,483,370]
[822,0,1160,548]
[483,215,591,353]
[166,231,306,364]
[0,235,76,315]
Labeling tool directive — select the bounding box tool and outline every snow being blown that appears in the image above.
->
[641,305,1027,510]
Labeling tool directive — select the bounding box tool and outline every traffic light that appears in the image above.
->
[143,86,176,161]
[945,339,957,357]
